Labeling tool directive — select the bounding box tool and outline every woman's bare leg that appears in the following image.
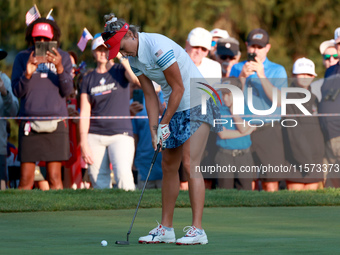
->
[286,181,304,191]
[262,181,279,192]
[182,123,210,229]
[46,161,63,190]
[18,162,35,190]
[161,146,183,227]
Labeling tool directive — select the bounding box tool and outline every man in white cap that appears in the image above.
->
[209,28,229,61]
[185,27,222,79]
[310,39,338,101]
[318,27,340,188]
[0,48,19,189]
[183,27,222,190]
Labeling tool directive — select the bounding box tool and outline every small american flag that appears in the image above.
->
[25,5,40,26]
[77,28,93,52]
[155,49,163,57]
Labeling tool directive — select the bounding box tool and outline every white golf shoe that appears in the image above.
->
[138,222,176,244]
[176,226,208,245]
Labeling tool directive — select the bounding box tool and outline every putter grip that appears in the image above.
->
[153,144,161,162]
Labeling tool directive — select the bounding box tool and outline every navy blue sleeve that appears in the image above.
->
[58,50,74,97]
[110,64,129,88]
[11,50,31,98]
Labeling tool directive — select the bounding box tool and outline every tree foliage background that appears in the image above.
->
[0,0,339,77]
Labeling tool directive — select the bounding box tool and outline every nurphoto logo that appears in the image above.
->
[196,79,312,128]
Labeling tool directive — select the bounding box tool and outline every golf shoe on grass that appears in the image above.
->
[176,226,208,245]
[138,222,176,244]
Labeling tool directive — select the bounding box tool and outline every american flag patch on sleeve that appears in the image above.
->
[156,50,175,68]
[155,49,163,57]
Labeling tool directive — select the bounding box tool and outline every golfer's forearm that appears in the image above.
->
[160,86,184,124]
[145,96,160,134]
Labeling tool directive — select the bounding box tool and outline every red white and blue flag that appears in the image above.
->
[77,28,93,52]
[25,5,41,26]
[155,49,163,58]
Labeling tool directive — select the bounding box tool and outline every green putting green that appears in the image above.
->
[1,207,339,254]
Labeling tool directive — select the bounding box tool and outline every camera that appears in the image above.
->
[35,41,57,63]
[247,52,257,62]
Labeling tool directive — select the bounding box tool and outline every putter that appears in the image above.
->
[116,143,161,245]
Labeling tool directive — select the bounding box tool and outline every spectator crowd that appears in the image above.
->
[2,8,340,192]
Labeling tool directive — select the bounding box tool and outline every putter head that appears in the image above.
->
[115,240,130,245]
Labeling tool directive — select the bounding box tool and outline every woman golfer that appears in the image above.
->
[102,14,221,245]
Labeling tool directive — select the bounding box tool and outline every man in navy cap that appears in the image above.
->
[230,28,288,192]
[215,37,241,78]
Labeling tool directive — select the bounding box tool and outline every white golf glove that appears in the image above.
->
[157,124,170,148]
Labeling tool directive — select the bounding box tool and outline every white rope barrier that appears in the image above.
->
[2,113,340,120]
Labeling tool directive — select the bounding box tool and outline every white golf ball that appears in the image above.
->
[101,240,108,246]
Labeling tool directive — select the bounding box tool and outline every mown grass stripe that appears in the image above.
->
[0,188,340,213]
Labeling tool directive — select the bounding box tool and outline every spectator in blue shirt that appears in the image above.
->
[215,78,256,190]
[230,28,288,192]
[130,82,164,189]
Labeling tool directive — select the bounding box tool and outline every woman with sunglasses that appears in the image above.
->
[215,37,241,78]
[102,14,221,245]
[310,39,338,103]
[209,28,230,61]
[317,28,340,188]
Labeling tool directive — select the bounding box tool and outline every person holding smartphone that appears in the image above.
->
[230,28,288,192]
[11,17,74,190]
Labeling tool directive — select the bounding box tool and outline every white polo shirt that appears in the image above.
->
[129,32,203,111]
[197,57,222,79]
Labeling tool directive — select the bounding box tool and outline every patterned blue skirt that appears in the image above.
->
[163,98,222,148]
